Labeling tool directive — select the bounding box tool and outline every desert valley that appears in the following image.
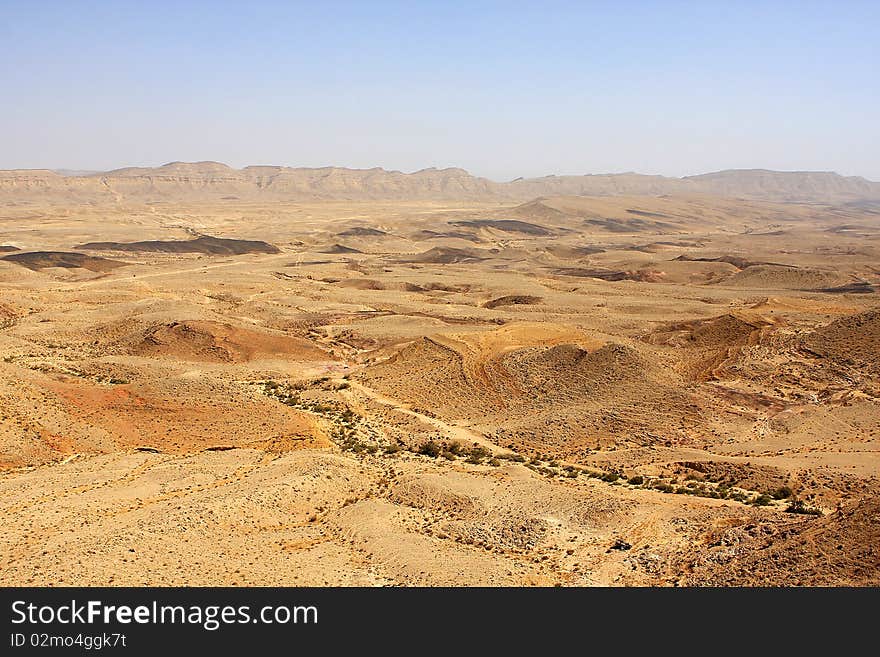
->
[1,162,878,586]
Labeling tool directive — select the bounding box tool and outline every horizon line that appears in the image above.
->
[2,162,877,185]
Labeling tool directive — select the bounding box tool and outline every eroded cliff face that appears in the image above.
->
[2,162,879,204]
[0,163,504,203]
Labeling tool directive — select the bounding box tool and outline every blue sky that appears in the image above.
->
[2,1,878,180]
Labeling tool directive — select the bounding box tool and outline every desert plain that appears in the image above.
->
[1,163,878,586]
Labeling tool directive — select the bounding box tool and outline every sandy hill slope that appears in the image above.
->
[720,265,850,290]
[320,243,363,254]
[802,308,880,376]
[402,247,488,264]
[646,313,778,350]
[506,194,879,230]
[337,226,388,237]
[1,251,126,272]
[131,320,330,363]
[643,313,781,381]
[2,162,878,204]
[450,218,555,236]
[672,497,880,586]
[77,235,280,255]
[0,363,327,466]
[356,324,701,457]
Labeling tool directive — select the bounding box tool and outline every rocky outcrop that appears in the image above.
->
[2,162,878,204]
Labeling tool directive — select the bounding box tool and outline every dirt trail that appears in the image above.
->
[343,380,501,453]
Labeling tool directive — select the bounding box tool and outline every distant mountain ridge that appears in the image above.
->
[2,161,878,204]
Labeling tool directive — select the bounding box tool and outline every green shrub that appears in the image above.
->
[446,442,463,455]
[752,494,773,506]
[469,446,491,459]
[627,475,644,485]
[771,486,793,500]
[785,499,822,515]
[488,458,501,467]
[418,440,442,457]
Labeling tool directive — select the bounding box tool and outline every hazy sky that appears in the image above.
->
[2,1,878,181]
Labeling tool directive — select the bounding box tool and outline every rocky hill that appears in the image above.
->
[1,161,878,204]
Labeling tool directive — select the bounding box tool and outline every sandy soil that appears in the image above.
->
[1,194,878,586]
